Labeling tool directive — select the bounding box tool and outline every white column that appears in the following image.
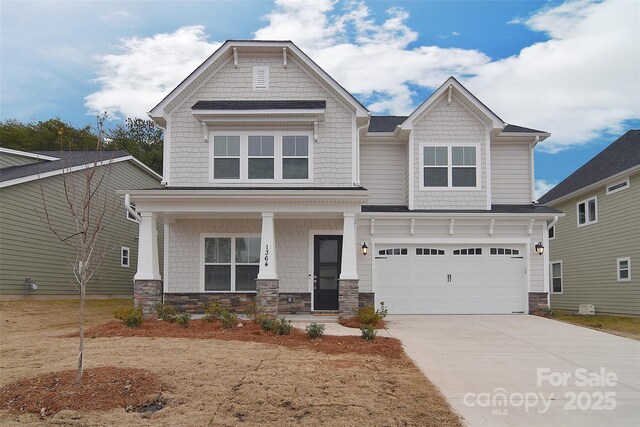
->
[134,212,161,281]
[339,212,358,280]
[258,212,278,280]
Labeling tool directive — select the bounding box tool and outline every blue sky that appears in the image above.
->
[1,0,639,197]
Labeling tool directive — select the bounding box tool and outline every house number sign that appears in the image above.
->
[264,244,269,267]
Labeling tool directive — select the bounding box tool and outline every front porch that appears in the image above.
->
[123,188,370,318]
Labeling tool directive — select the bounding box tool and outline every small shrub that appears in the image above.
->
[156,303,177,322]
[360,325,377,341]
[542,307,555,318]
[377,301,389,318]
[259,316,274,331]
[305,322,325,339]
[114,307,144,328]
[204,302,226,322]
[245,300,264,321]
[357,304,382,325]
[220,311,239,329]
[176,312,191,328]
[254,312,270,328]
[268,318,292,336]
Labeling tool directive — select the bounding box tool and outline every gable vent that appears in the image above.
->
[253,66,269,90]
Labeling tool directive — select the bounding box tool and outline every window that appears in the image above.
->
[548,225,555,240]
[204,236,260,292]
[377,248,408,256]
[121,247,130,268]
[550,261,562,293]
[421,145,478,189]
[490,248,520,255]
[248,136,274,179]
[210,132,312,182]
[453,248,482,255]
[253,66,269,90]
[607,178,629,195]
[282,136,309,179]
[416,248,445,255]
[617,257,631,282]
[213,136,240,179]
[126,203,138,223]
[577,197,597,226]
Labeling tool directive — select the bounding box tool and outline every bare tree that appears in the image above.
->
[39,114,119,383]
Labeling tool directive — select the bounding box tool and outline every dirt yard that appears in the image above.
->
[0,299,461,426]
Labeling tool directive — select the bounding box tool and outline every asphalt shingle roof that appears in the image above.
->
[538,130,640,204]
[502,124,548,134]
[368,116,408,132]
[0,151,130,183]
[192,100,326,110]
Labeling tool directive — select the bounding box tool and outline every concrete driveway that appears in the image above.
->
[385,315,640,427]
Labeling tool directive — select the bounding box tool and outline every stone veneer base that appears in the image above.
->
[133,280,162,317]
[338,279,359,319]
[358,292,375,308]
[256,279,279,317]
[164,293,256,314]
[529,292,549,315]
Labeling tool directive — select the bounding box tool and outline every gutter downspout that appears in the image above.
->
[355,112,371,186]
[124,194,142,222]
[547,215,558,231]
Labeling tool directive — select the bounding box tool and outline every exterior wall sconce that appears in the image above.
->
[535,242,544,256]
[361,242,368,256]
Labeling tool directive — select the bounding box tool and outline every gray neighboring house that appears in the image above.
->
[539,130,640,315]
[0,148,163,299]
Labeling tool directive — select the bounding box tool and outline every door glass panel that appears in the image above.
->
[318,239,339,290]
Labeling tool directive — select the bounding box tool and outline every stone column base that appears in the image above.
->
[256,279,279,317]
[529,292,549,315]
[338,279,359,319]
[134,280,162,317]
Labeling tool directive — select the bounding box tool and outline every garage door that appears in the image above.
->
[374,245,527,314]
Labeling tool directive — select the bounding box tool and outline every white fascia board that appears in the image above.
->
[359,211,564,220]
[0,147,59,161]
[401,77,506,130]
[0,156,162,188]
[119,188,369,200]
[192,109,324,117]
[543,165,640,206]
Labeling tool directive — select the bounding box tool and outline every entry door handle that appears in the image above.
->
[313,275,318,290]
[447,274,452,283]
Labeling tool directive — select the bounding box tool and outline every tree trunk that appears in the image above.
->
[76,281,85,384]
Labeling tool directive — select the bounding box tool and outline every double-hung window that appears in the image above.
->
[213,136,240,179]
[204,236,260,292]
[211,132,311,182]
[422,145,478,189]
[550,261,563,293]
[617,257,631,282]
[577,197,597,226]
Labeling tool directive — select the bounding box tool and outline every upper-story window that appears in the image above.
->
[210,131,312,183]
[421,144,479,189]
[577,196,597,227]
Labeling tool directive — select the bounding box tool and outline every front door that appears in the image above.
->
[313,235,342,310]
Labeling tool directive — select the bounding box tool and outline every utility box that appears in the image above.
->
[578,304,595,315]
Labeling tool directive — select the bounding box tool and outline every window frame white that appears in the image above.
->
[419,142,481,191]
[617,257,631,282]
[606,178,630,195]
[252,66,269,90]
[209,131,313,184]
[126,203,139,223]
[548,225,555,240]
[576,196,598,227]
[550,260,563,294]
[121,246,130,268]
[200,234,261,293]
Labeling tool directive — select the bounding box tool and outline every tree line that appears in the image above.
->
[0,117,163,175]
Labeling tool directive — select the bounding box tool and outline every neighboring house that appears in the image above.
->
[0,148,163,299]
[126,40,561,318]
[539,130,640,315]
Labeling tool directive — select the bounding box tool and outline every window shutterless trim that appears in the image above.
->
[550,260,563,294]
[121,246,130,268]
[617,256,631,282]
[576,196,597,227]
[200,233,260,292]
[419,142,481,191]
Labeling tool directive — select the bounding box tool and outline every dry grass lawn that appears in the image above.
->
[0,299,461,426]
[551,310,640,340]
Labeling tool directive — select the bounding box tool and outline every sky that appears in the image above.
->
[1,0,639,198]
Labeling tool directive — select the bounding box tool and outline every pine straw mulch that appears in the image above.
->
[77,319,403,359]
[0,367,163,416]
[338,317,386,329]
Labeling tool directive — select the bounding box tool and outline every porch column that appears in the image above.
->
[134,211,162,316]
[338,212,359,318]
[256,212,279,317]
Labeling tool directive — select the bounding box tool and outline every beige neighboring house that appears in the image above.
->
[0,148,163,299]
[539,130,640,315]
[126,40,562,318]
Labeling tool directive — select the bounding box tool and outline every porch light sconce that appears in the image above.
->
[361,242,368,256]
[534,242,544,256]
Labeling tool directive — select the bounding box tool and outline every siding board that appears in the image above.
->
[360,144,406,205]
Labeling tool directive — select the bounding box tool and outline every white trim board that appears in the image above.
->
[0,147,60,161]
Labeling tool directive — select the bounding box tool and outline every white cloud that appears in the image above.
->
[86,0,639,152]
[535,179,558,200]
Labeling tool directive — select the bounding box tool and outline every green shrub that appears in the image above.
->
[357,304,382,325]
[176,312,191,328]
[254,312,270,328]
[360,325,377,341]
[271,318,292,336]
[156,303,177,322]
[305,322,325,339]
[114,307,144,328]
[245,300,264,321]
[204,302,226,322]
[220,311,239,329]
[259,316,274,331]
[377,301,388,318]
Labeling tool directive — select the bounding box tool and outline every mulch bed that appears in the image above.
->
[78,319,403,359]
[0,367,163,416]
[338,317,386,329]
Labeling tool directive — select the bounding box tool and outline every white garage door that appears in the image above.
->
[374,245,527,314]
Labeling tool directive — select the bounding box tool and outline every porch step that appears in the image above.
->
[311,311,339,316]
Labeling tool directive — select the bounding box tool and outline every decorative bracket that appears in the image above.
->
[489,218,495,236]
[370,218,375,235]
[283,47,287,68]
[202,122,209,142]
[449,219,455,236]
[233,47,238,67]
[313,121,318,142]
[528,218,535,235]
[410,218,415,235]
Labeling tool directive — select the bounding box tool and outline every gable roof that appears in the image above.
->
[502,124,548,134]
[192,100,325,110]
[0,147,60,162]
[149,40,369,125]
[538,130,640,204]
[0,151,162,188]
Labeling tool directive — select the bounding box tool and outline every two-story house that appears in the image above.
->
[124,40,562,318]
[539,130,639,315]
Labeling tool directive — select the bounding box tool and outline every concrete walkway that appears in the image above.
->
[385,315,640,426]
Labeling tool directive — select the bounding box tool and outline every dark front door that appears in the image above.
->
[313,235,342,310]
